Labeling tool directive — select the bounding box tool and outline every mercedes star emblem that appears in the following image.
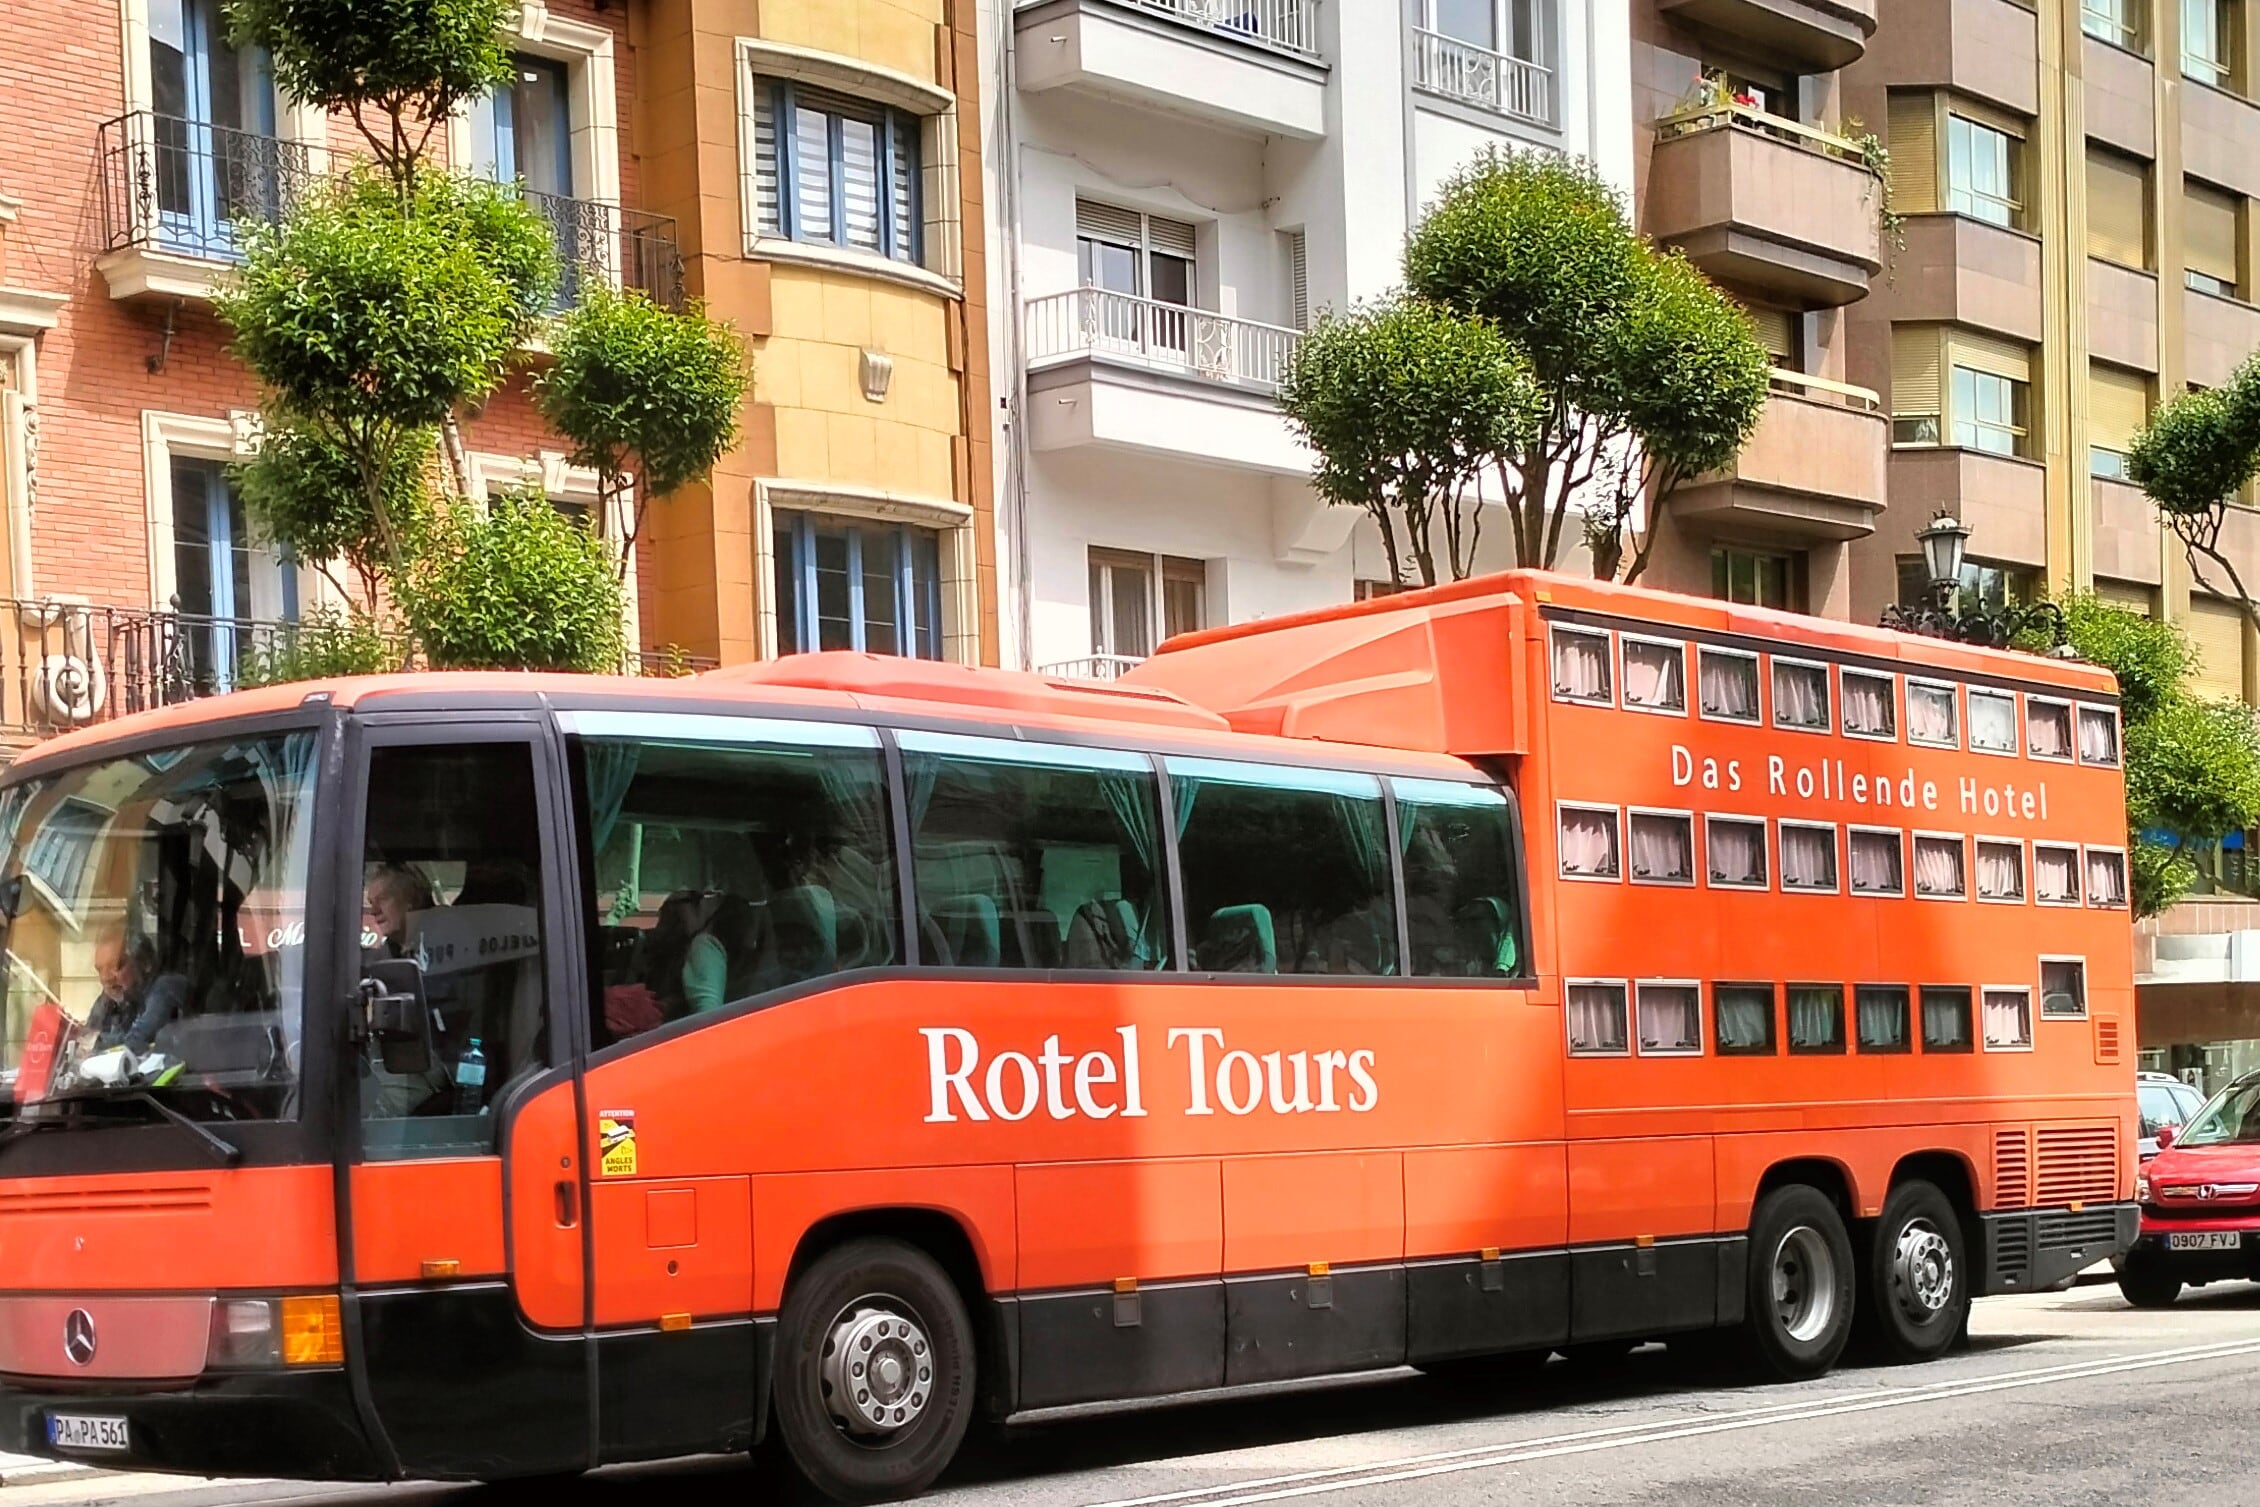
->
[62,1308,96,1367]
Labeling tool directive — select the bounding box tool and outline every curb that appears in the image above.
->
[0,1460,95,1487]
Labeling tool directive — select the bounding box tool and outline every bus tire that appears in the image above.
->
[2116,1264,2182,1309]
[772,1238,976,1503]
[1741,1185,1855,1382]
[1864,1180,1968,1363]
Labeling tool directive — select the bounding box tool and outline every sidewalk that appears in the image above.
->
[0,1455,88,1488]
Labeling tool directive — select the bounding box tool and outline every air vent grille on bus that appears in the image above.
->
[2034,1126,2119,1206]
[1993,1128,2032,1208]
[2094,1016,2122,1064]
[1993,1219,2032,1286]
[2036,1208,2121,1251]
[0,1185,214,1216]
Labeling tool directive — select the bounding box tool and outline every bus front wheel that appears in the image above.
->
[1740,1185,1856,1382]
[772,1238,976,1503]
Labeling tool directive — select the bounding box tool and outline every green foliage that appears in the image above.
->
[537,289,750,500]
[1607,251,1771,484]
[2126,696,2260,841]
[2128,381,2260,519]
[2060,592,2192,725]
[1279,296,1539,586]
[2132,840,2196,918]
[397,492,627,672]
[233,422,434,602]
[235,608,403,688]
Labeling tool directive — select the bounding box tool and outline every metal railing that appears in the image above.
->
[98,110,314,261]
[1652,98,1870,168]
[522,188,687,313]
[1410,28,1553,127]
[1767,368,1883,413]
[1025,288,1302,391]
[1108,0,1321,57]
[1037,654,1147,682]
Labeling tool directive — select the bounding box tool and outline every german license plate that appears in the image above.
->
[46,1412,128,1452]
[2167,1231,2243,1252]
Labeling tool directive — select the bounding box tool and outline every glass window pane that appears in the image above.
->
[1715,984,1776,1055]
[1433,0,1496,47]
[793,106,834,243]
[1922,986,1974,1053]
[1856,985,1911,1053]
[1396,781,1525,978]
[1175,769,1396,977]
[509,54,572,197]
[912,530,941,660]
[813,524,854,650]
[861,528,900,657]
[1788,984,1846,1053]
[1109,559,1154,658]
[1150,253,1193,309]
[774,518,803,654]
[840,116,882,252]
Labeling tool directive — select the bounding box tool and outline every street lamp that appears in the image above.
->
[1915,511,1972,604]
[1880,510,2066,650]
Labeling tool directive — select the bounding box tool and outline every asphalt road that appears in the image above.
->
[9,1280,2260,1507]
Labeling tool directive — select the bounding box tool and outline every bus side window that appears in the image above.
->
[896,731,1170,972]
[1393,778,1527,979]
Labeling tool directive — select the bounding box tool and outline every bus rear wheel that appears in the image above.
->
[1865,1180,1969,1363]
[1740,1185,1855,1381]
[772,1238,975,1503]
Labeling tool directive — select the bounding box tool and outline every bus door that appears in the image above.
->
[338,720,593,1478]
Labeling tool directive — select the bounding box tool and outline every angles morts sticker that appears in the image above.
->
[598,1109,638,1177]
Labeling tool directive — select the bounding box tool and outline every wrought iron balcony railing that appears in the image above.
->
[98,110,314,262]
[521,188,688,313]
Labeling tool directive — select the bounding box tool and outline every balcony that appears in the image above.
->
[1023,287,1313,476]
[2186,284,2260,390]
[2087,256,2158,373]
[1036,654,1145,681]
[1673,371,1888,541]
[1410,29,1554,128]
[1656,0,1878,72]
[522,188,687,314]
[2184,73,2260,198]
[95,110,313,301]
[1882,214,2044,343]
[1885,447,2049,569]
[2083,32,2156,159]
[1014,0,1327,140]
[1860,0,2038,117]
[1645,103,1883,309]
[2091,474,2163,588]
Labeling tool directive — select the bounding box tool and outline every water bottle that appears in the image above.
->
[455,1038,487,1114]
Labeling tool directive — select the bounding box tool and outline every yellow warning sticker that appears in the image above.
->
[598,1109,638,1177]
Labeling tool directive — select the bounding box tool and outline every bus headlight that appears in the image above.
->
[206,1294,343,1369]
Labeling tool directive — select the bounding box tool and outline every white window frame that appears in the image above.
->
[1626,806,1697,887]
[752,478,980,666]
[2040,955,2089,1020]
[444,6,623,214]
[143,409,329,620]
[1975,835,2027,904]
[1565,977,1632,1058]
[1840,667,1899,742]
[1908,676,1961,750]
[1770,654,1832,735]
[2084,843,2131,910]
[1967,686,2020,756]
[2025,693,2076,764]
[1635,979,1706,1058]
[1848,824,1907,898]
[1696,644,1763,725]
[2033,840,2084,907]
[1913,830,1970,902]
[1556,801,1623,883]
[1620,632,1688,717]
[1704,813,1771,892]
[2077,702,2123,767]
[1089,548,1208,662]
[1548,623,1615,707]
[1778,818,1841,895]
[1982,984,2035,1052]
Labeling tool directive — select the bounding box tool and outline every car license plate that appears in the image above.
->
[2167,1231,2243,1252]
[46,1413,128,1452]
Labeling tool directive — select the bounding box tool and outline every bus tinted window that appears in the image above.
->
[1788,984,1846,1054]
[1922,986,1974,1053]
[572,716,898,1044]
[1171,759,1396,976]
[899,732,1168,972]
[1856,985,1911,1053]
[1394,778,1526,978]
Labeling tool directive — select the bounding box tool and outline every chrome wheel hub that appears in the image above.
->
[1771,1225,1837,1344]
[820,1302,934,1438]
[1893,1220,1955,1317]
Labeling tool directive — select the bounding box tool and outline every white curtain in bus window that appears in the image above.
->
[1788,984,1845,1052]
[1841,671,1895,738]
[1984,987,2033,1049]
[1706,816,1767,886]
[1922,986,1973,1052]
[2026,699,2072,758]
[1699,647,1759,720]
[1780,822,1838,890]
[1909,682,1958,746]
[2041,957,2086,1017]
[1558,805,1620,878]
[1714,984,1775,1054]
[1628,811,1693,883]
[1568,982,1629,1054]
[1849,829,1904,894]
[1968,689,2017,752]
[2087,848,2128,907]
[1638,984,1701,1054]
[1914,834,1966,896]
[1552,627,1611,703]
[1623,639,1685,712]
[1773,661,1830,730]
[1856,985,1911,1052]
[2033,843,2080,903]
[1976,839,2024,900]
[2078,705,2120,764]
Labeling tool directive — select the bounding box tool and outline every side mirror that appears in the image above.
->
[357,958,433,1077]
[2157,1124,2178,1150]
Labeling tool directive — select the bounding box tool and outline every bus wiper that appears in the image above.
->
[66,1091,243,1167]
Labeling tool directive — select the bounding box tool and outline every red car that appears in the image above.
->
[2120,1071,2260,1307]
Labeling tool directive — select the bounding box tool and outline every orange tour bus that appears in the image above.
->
[0,570,2135,1500]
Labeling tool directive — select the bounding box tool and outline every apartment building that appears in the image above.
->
[978,0,1634,674]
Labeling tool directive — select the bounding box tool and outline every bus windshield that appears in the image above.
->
[0,731,318,1122]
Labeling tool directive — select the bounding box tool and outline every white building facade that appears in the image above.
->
[977,0,1634,673]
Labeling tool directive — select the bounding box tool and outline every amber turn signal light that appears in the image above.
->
[281,1294,344,1366]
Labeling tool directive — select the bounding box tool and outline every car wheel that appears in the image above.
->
[1864,1180,1969,1363]
[2116,1264,2182,1309]
[772,1238,976,1503]
[1740,1184,1857,1381]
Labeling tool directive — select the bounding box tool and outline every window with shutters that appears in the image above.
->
[1948,333,2033,457]
[2186,179,2244,299]
[748,78,922,265]
[2183,0,2240,88]
[1743,302,1799,372]
[1077,200,1198,357]
[1887,93,1941,214]
[2089,364,2150,478]
[1283,229,1309,330]
[2086,147,2150,268]
[1946,113,2022,228]
[2190,595,2249,700]
[1892,325,1944,445]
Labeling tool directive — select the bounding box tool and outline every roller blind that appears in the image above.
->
[1286,230,1308,329]
[1076,199,1145,245]
[1949,329,2034,384]
[1893,325,1943,417]
[1889,93,1940,214]
[2191,596,2250,700]
[1149,215,1197,258]
[2188,180,2242,285]
[2086,147,2149,267]
[2095,579,2155,615]
[2089,364,2150,453]
[1746,304,1796,364]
